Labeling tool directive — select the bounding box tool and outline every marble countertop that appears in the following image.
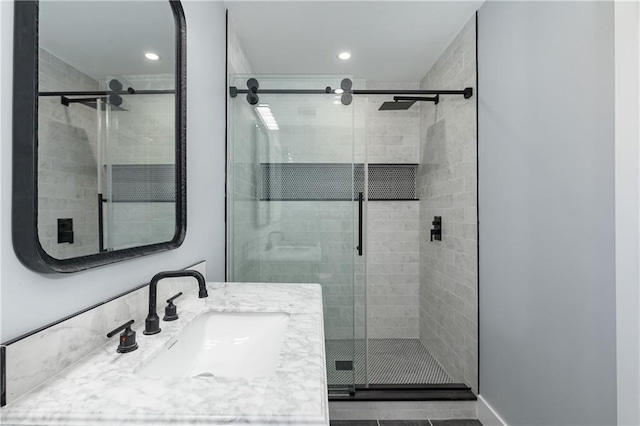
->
[0,283,328,426]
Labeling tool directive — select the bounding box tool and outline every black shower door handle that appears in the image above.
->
[357,192,363,256]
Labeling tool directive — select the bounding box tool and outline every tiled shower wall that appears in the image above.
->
[38,48,100,259]
[363,82,420,339]
[418,16,478,391]
[366,201,420,338]
[105,74,176,250]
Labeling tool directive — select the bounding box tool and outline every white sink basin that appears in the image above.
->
[136,311,290,379]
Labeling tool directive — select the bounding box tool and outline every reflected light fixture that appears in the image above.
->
[256,104,279,130]
[338,51,351,60]
[144,52,160,61]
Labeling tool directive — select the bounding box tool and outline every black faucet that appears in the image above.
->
[143,270,208,335]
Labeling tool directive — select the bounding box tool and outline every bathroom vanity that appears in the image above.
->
[0,282,329,425]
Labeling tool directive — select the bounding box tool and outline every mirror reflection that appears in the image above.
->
[37,1,177,259]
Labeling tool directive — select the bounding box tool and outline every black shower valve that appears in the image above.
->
[431,216,442,242]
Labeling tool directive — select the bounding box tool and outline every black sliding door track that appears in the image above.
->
[329,384,476,402]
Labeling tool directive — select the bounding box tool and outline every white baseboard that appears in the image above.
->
[477,395,508,426]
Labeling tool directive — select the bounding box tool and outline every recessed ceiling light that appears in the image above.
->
[338,52,351,60]
[144,52,160,61]
[335,89,344,94]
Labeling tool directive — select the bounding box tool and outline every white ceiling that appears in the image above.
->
[39,1,176,82]
[225,1,483,82]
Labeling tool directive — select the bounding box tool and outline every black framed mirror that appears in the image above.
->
[12,1,187,273]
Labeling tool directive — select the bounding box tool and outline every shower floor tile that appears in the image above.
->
[326,339,455,386]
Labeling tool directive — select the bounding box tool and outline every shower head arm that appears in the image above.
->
[393,95,440,105]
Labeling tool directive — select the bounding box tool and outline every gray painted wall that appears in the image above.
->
[477,2,616,425]
[614,4,640,425]
[0,1,227,342]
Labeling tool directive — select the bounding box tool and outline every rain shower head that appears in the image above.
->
[378,95,440,111]
[378,100,416,111]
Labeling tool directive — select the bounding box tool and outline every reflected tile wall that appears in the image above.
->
[38,48,100,259]
[105,75,177,250]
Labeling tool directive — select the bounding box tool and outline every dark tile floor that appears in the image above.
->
[330,420,482,426]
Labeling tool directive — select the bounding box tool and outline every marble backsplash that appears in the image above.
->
[0,261,207,406]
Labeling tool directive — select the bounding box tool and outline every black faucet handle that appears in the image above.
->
[163,292,183,322]
[106,320,138,353]
[167,292,183,304]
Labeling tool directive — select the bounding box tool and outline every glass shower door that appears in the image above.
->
[100,75,177,252]
[228,75,359,392]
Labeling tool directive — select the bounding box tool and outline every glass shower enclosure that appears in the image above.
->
[228,74,474,396]
[227,75,365,393]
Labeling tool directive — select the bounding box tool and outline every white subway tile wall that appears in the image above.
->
[358,82,421,340]
[418,16,478,391]
[38,48,100,258]
[366,201,420,338]
[362,81,421,164]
